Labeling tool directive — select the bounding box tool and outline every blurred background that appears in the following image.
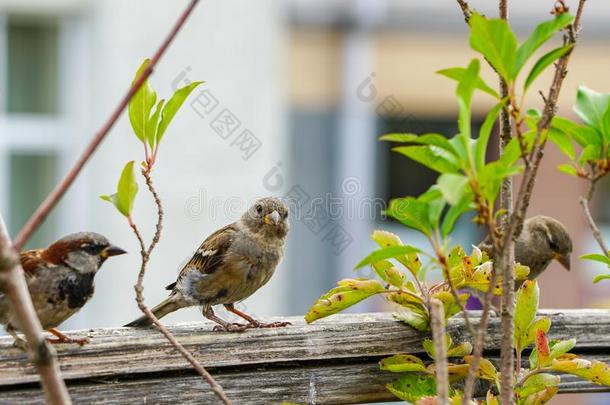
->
[0,0,609,402]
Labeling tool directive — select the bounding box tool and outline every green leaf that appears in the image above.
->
[393,309,429,332]
[514,280,539,352]
[557,163,578,177]
[574,86,610,139]
[420,186,445,229]
[478,161,523,203]
[146,99,165,150]
[580,253,610,266]
[387,197,435,236]
[386,374,436,403]
[593,274,610,284]
[381,133,458,156]
[469,13,518,81]
[379,354,427,373]
[100,161,139,217]
[437,67,500,98]
[464,355,499,382]
[456,59,480,142]
[516,373,560,403]
[515,13,574,78]
[579,144,603,163]
[355,245,421,269]
[128,59,157,143]
[551,358,610,386]
[433,291,470,320]
[157,81,204,144]
[520,386,559,405]
[475,101,504,170]
[499,130,536,166]
[437,173,469,205]
[548,127,575,159]
[441,195,472,238]
[447,341,473,357]
[552,116,602,147]
[393,145,460,174]
[524,45,573,91]
[522,316,552,351]
[304,279,385,323]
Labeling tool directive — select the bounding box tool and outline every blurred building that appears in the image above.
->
[0,0,609,402]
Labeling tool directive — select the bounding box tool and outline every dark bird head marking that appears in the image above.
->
[44,232,126,273]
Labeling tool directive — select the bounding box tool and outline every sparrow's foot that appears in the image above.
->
[212,323,250,333]
[11,337,28,351]
[47,336,90,346]
[7,324,28,351]
[250,321,292,329]
[47,328,89,346]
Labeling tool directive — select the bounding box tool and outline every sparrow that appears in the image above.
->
[124,197,290,332]
[0,232,126,348]
[479,215,572,281]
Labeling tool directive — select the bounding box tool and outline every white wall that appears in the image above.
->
[29,0,290,329]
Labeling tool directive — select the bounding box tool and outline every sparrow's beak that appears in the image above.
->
[264,210,281,225]
[554,253,571,271]
[101,245,127,258]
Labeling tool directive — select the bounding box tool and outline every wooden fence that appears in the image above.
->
[1,309,609,404]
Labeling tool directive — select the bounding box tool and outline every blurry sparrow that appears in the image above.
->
[125,197,290,332]
[0,232,126,348]
[479,215,572,281]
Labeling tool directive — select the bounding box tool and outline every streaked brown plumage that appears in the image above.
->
[124,197,290,332]
[479,215,572,282]
[0,232,126,347]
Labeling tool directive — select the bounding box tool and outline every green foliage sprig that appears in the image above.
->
[305,10,610,404]
[548,86,610,283]
[102,59,202,218]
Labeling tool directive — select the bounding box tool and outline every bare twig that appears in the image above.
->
[510,0,586,239]
[462,244,499,403]
[496,3,517,403]
[430,298,448,405]
[579,179,610,256]
[14,0,200,251]
[439,256,476,338]
[128,172,231,404]
[0,215,71,405]
[456,0,472,23]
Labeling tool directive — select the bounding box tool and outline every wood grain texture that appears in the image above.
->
[1,310,609,404]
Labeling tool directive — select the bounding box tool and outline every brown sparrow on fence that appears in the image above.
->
[125,197,290,332]
[0,232,126,348]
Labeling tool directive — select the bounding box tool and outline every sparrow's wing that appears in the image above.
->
[167,223,238,291]
[19,249,47,280]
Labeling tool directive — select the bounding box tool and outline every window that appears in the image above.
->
[6,16,59,115]
[9,152,59,249]
[376,116,484,202]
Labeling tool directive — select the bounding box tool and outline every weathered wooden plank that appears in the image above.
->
[1,310,609,386]
[2,356,610,405]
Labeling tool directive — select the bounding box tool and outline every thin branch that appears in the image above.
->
[456,0,472,23]
[0,215,71,405]
[510,1,586,239]
[14,0,200,251]
[462,248,499,403]
[579,179,609,256]
[430,298,449,405]
[129,171,231,405]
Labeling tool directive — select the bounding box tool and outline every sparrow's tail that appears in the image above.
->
[123,295,185,327]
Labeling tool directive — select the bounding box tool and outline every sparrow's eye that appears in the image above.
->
[255,204,263,215]
[81,243,102,255]
[549,239,558,251]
